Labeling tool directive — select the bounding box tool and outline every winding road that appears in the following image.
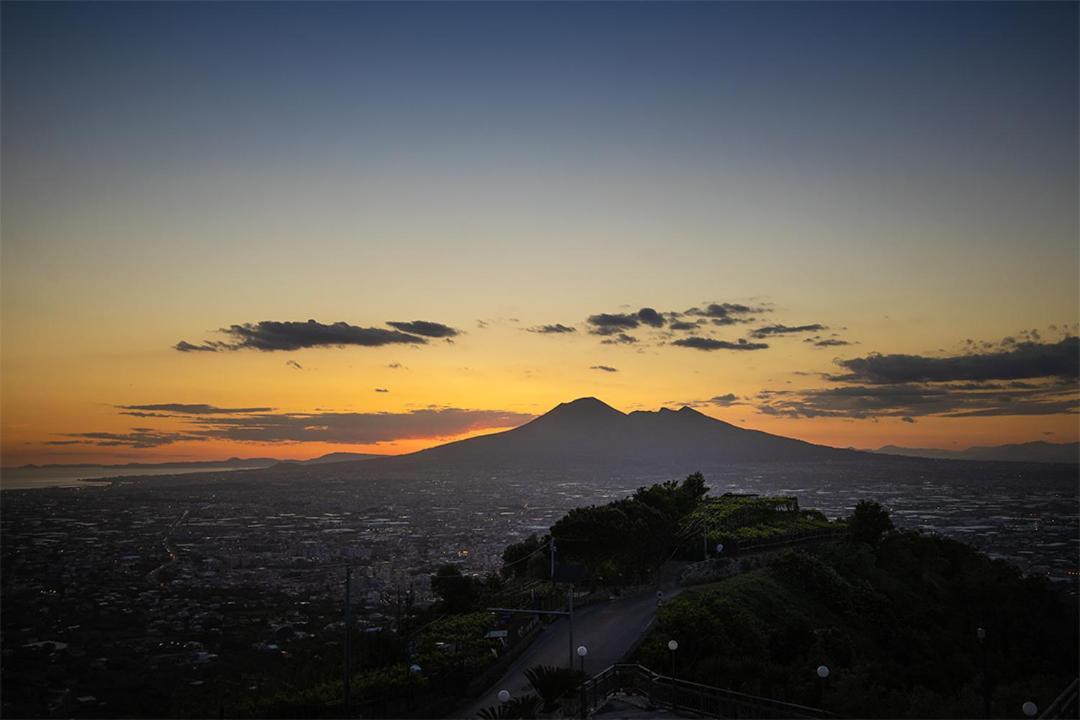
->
[457,585,682,718]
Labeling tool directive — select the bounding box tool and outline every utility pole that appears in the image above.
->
[343,566,352,718]
[550,538,557,585]
[978,627,990,719]
[567,585,575,670]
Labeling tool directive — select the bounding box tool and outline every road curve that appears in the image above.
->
[457,587,679,718]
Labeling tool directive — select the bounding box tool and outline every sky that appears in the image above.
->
[2,1,1077,466]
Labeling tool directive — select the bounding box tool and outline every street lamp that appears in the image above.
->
[497,690,511,704]
[977,627,990,719]
[816,665,829,707]
[577,646,589,720]
[1022,701,1038,718]
[668,640,679,712]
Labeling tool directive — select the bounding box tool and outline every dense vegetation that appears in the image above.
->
[687,493,841,550]
[635,502,1078,718]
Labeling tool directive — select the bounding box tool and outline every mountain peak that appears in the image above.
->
[535,397,630,425]
[540,397,625,422]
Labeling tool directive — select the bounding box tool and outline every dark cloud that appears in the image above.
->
[832,337,1079,384]
[174,340,224,352]
[374,388,389,393]
[187,408,534,444]
[60,430,203,449]
[901,417,916,423]
[668,321,700,332]
[672,393,744,409]
[756,379,1077,420]
[177,320,429,352]
[387,363,406,369]
[751,323,826,338]
[636,308,665,328]
[671,337,769,351]
[590,365,618,373]
[386,320,460,338]
[685,303,768,326]
[601,333,638,345]
[586,313,639,335]
[806,337,852,348]
[119,403,274,415]
[527,324,577,334]
[286,360,304,370]
[56,407,535,449]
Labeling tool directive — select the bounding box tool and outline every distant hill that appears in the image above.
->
[14,452,384,473]
[875,441,1079,464]
[279,452,385,465]
[13,457,280,471]
[335,397,865,473]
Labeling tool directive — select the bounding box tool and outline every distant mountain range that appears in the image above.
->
[874,441,1078,464]
[13,452,383,472]
[354,397,865,473]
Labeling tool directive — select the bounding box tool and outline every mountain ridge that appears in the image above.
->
[328,396,865,473]
[874,441,1078,464]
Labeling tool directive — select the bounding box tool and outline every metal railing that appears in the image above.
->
[578,664,841,719]
[1040,678,1079,719]
[735,528,847,554]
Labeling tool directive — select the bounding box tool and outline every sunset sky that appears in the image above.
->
[2,2,1077,466]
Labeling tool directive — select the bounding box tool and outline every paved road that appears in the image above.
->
[457,587,680,718]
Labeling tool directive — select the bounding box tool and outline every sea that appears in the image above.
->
[0,464,256,490]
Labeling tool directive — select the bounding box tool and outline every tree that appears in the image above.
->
[430,564,477,614]
[847,500,894,547]
[501,534,545,579]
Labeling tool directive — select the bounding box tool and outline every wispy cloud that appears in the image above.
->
[671,337,768,351]
[685,302,769,326]
[750,323,826,338]
[527,324,577,334]
[52,406,535,448]
[385,320,460,338]
[118,403,274,415]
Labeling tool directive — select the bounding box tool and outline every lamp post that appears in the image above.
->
[668,640,679,712]
[405,664,421,712]
[1022,701,1038,718]
[977,627,990,719]
[577,646,589,719]
[816,665,829,708]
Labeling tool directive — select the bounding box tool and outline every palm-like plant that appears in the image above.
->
[477,693,541,719]
[523,665,587,712]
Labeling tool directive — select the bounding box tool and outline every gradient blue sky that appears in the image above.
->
[3,2,1077,463]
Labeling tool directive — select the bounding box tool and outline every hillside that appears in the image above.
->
[875,441,1079,464]
[634,522,1078,718]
